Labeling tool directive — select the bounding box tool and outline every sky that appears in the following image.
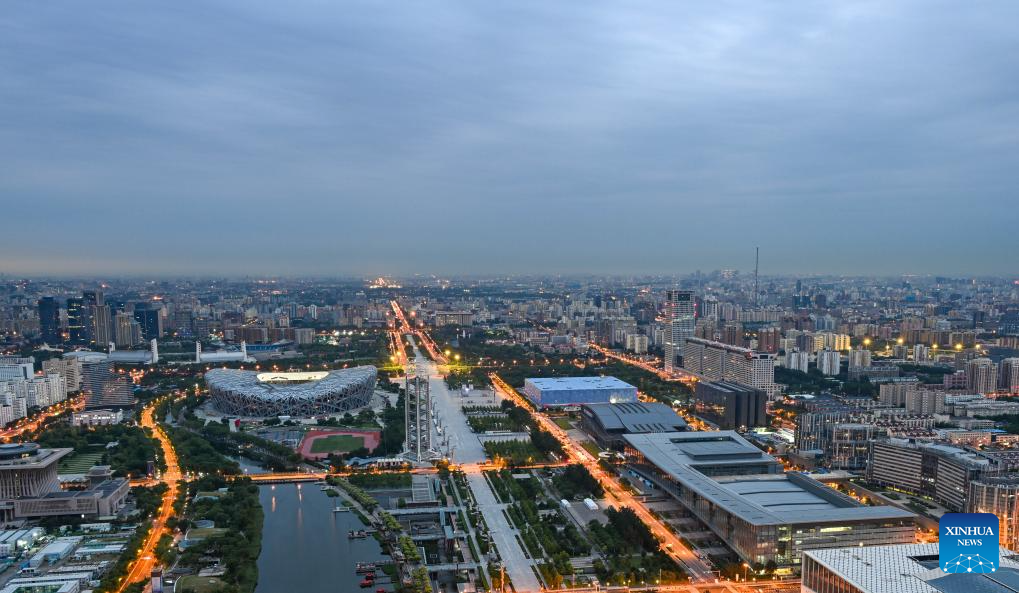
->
[1,1,1017,277]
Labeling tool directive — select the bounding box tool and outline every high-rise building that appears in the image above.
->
[816,332,851,351]
[785,350,809,373]
[999,358,1019,394]
[817,349,841,376]
[663,290,695,373]
[37,297,61,344]
[624,333,648,354]
[114,312,141,348]
[912,344,930,363]
[878,378,919,407]
[693,381,767,430]
[847,347,872,369]
[0,357,34,382]
[82,289,106,346]
[904,388,945,414]
[0,374,65,410]
[66,297,86,345]
[682,337,778,396]
[133,303,163,341]
[42,357,80,395]
[721,322,743,347]
[965,357,998,394]
[91,304,112,349]
[869,439,996,512]
[756,327,781,353]
[968,477,1019,552]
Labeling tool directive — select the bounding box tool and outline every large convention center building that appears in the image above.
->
[623,431,917,568]
[206,366,377,417]
[802,543,1019,593]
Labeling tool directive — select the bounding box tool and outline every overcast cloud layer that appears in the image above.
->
[1,1,1017,277]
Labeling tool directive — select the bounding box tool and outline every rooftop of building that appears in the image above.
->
[697,380,764,394]
[581,402,687,433]
[0,443,40,461]
[805,543,1019,593]
[880,438,996,469]
[204,366,377,399]
[524,376,636,391]
[26,477,127,501]
[62,351,108,363]
[624,431,916,526]
[107,350,153,363]
[0,445,70,469]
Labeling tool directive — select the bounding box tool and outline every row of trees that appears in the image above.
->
[35,423,164,477]
[552,464,603,500]
[176,476,264,593]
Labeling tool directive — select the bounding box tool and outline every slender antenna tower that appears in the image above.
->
[754,246,760,307]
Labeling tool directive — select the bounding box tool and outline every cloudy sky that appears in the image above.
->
[1,1,1017,277]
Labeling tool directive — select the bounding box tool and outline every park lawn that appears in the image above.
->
[175,576,227,593]
[554,417,573,430]
[310,434,365,454]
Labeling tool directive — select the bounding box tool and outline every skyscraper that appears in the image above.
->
[37,297,60,344]
[663,289,695,373]
[1000,358,1019,394]
[965,358,998,394]
[114,312,141,348]
[818,349,841,376]
[92,304,112,349]
[82,290,111,348]
[66,297,86,345]
[133,303,163,341]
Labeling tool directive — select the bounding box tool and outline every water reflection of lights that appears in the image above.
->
[271,496,276,512]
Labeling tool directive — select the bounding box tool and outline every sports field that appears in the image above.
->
[298,428,381,460]
[309,434,364,453]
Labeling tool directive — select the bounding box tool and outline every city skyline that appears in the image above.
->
[3,1,1019,276]
[4,2,1019,592]
[1,266,1018,592]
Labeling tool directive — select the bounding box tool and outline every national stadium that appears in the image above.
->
[205,366,377,417]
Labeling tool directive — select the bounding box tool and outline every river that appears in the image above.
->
[255,484,390,593]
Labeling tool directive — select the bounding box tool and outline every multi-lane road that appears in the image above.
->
[0,394,85,443]
[589,343,700,385]
[116,400,181,592]
[403,334,543,592]
[487,373,719,584]
[386,312,800,592]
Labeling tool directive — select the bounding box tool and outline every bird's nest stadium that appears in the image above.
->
[205,366,377,417]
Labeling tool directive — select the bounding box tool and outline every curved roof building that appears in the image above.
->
[205,366,377,417]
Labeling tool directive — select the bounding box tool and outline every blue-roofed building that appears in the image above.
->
[522,376,638,408]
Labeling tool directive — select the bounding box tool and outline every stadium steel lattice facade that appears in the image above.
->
[205,366,377,417]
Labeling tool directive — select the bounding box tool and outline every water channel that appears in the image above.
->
[254,483,390,593]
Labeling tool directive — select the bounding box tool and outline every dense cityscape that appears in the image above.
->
[4,1,1019,592]
[0,274,1013,593]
